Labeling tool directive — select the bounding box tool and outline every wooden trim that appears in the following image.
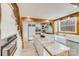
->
[55,12,79,20]
[11,3,24,49]
[21,16,49,22]
[11,3,20,30]
[0,3,1,37]
[50,21,54,34]
[30,17,48,22]
[20,17,27,21]
[54,12,79,35]
[0,3,1,24]
[0,3,1,56]
[20,20,24,49]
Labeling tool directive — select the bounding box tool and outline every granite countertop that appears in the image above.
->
[43,41,70,56]
[35,36,70,56]
[67,39,79,43]
[55,34,79,43]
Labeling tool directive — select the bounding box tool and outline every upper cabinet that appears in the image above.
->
[59,17,77,33]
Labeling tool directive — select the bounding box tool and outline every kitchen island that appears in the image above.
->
[33,35,70,56]
[43,41,70,56]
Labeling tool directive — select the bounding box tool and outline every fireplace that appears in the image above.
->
[1,34,17,56]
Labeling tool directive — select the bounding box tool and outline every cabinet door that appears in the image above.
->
[74,42,79,56]
[66,40,78,56]
[34,38,43,56]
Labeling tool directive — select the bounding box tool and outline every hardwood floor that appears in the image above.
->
[19,41,38,56]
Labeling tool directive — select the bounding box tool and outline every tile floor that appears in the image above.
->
[19,41,38,56]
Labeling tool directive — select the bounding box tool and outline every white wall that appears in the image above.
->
[1,4,17,39]
[23,20,36,41]
[23,20,28,42]
[1,4,22,56]
[54,21,59,34]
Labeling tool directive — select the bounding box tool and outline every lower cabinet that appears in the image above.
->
[66,40,79,56]
[33,38,51,56]
[33,38,43,56]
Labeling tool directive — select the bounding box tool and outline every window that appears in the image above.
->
[59,17,77,33]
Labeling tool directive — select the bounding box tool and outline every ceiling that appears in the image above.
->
[18,3,79,20]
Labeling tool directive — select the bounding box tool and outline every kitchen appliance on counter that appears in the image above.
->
[1,34,17,56]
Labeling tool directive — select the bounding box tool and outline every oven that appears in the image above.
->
[1,34,17,56]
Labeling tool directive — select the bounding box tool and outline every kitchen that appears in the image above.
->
[0,3,79,56]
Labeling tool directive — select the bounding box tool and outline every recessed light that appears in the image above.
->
[45,20,49,22]
[74,5,78,8]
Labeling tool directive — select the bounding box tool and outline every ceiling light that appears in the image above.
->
[26,16,31,21]
[74,5,78,8]
[45,20,49,22]
[27,16,30,18]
